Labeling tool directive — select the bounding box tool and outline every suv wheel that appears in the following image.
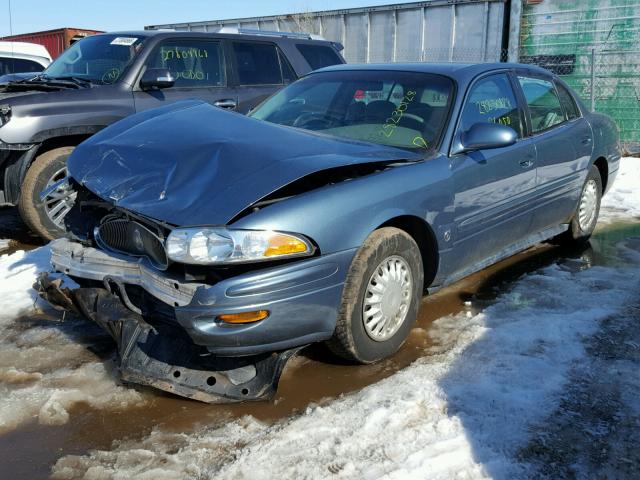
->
[18,146,77,241]
[326,227,424,363]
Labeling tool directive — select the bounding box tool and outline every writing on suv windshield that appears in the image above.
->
[44,35,147,85]
[250,70,453,151]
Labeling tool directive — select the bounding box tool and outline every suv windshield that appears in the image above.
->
[44,34,147,85]
[250,70,453,151]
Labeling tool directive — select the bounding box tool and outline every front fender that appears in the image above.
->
[232,156,453,254]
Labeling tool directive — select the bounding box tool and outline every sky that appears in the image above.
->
[1,0,396,36]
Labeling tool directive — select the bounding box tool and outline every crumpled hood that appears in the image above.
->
[69,100,423,226]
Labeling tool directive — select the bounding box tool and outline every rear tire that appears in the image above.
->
[326,227,424,364]
[18,146,76,241]
[555,164,602,245]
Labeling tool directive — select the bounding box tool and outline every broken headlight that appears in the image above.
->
[165,228,314,265]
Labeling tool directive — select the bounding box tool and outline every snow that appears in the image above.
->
[600,157,640,222]
[0,157,637,478]
[0,246,145,434]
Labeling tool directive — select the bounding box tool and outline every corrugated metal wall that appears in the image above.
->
[519,0,640,152]
[146,0,507,63]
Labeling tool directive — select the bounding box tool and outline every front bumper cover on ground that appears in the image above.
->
[36,273,299,403]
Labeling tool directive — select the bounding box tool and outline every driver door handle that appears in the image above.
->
[214,99,237,109]
[519,158,535,168]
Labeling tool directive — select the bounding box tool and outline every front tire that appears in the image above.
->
[555,165,602,245]
[18,146,77,241]
[327,227,424,364]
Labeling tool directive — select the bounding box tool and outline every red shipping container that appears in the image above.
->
[0,28,103,58]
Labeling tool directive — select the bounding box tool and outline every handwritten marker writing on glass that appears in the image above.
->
[412,136,428,149]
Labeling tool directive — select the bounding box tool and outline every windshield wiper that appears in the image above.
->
[9,74,82,89]
[52,76,95,87]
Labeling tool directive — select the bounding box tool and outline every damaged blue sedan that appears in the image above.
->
[36,63,620,402]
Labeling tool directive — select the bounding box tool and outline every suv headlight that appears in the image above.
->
[166,228,314,265]
[0,104,10,127]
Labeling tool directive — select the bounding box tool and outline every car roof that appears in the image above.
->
[0,41,52,61]
[96,30,336,46]
[313,62,553,81]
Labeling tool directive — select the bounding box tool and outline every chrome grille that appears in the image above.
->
[95,219,168,269]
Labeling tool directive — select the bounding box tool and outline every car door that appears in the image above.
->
[448,72,537,274]
[133,38,237,112]
[516,73,593,232]
[229,40,296,114]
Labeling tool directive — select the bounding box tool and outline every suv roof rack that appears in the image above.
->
[214,26,325,41]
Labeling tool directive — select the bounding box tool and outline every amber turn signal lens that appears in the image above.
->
[217,310,270,324]
[264,234,309,257]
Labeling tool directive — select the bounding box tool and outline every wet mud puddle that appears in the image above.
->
[1,220,639,478]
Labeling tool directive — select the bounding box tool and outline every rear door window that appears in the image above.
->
[296,44,342,70]
[459,73,524,137]
[146,39,226,88]
[517,76,565,133]
[232,42,286,85]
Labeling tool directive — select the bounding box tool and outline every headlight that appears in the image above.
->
[0,104,10,127]
[166,228,314,265]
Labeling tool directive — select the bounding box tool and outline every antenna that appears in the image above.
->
[8,0,14,72]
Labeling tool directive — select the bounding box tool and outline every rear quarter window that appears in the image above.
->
[296,44,342,70]
[555,82,580,120]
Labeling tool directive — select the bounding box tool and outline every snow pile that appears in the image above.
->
[51,241,640,479]
[0,247,145,434]
[600,156,640,222]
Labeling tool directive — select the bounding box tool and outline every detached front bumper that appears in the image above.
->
[36,238,354,402]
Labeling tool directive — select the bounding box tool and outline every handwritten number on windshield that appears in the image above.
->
[380,90,416,138]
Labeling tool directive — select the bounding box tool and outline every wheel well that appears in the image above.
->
[35,135,90,158]
[593,157,608,191]
[3,135,90,205]
[378,215,439,289]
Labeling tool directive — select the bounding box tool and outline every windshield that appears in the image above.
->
[250,70,454,151]
[44,34,147,84]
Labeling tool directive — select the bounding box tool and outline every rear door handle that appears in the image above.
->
[581,137,592,145]
[214,99,237,109]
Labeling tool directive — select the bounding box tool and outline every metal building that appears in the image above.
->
[146,0,509,63]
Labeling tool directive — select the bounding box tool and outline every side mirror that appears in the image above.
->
[452,122,518,155]
[140,68,175,90]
